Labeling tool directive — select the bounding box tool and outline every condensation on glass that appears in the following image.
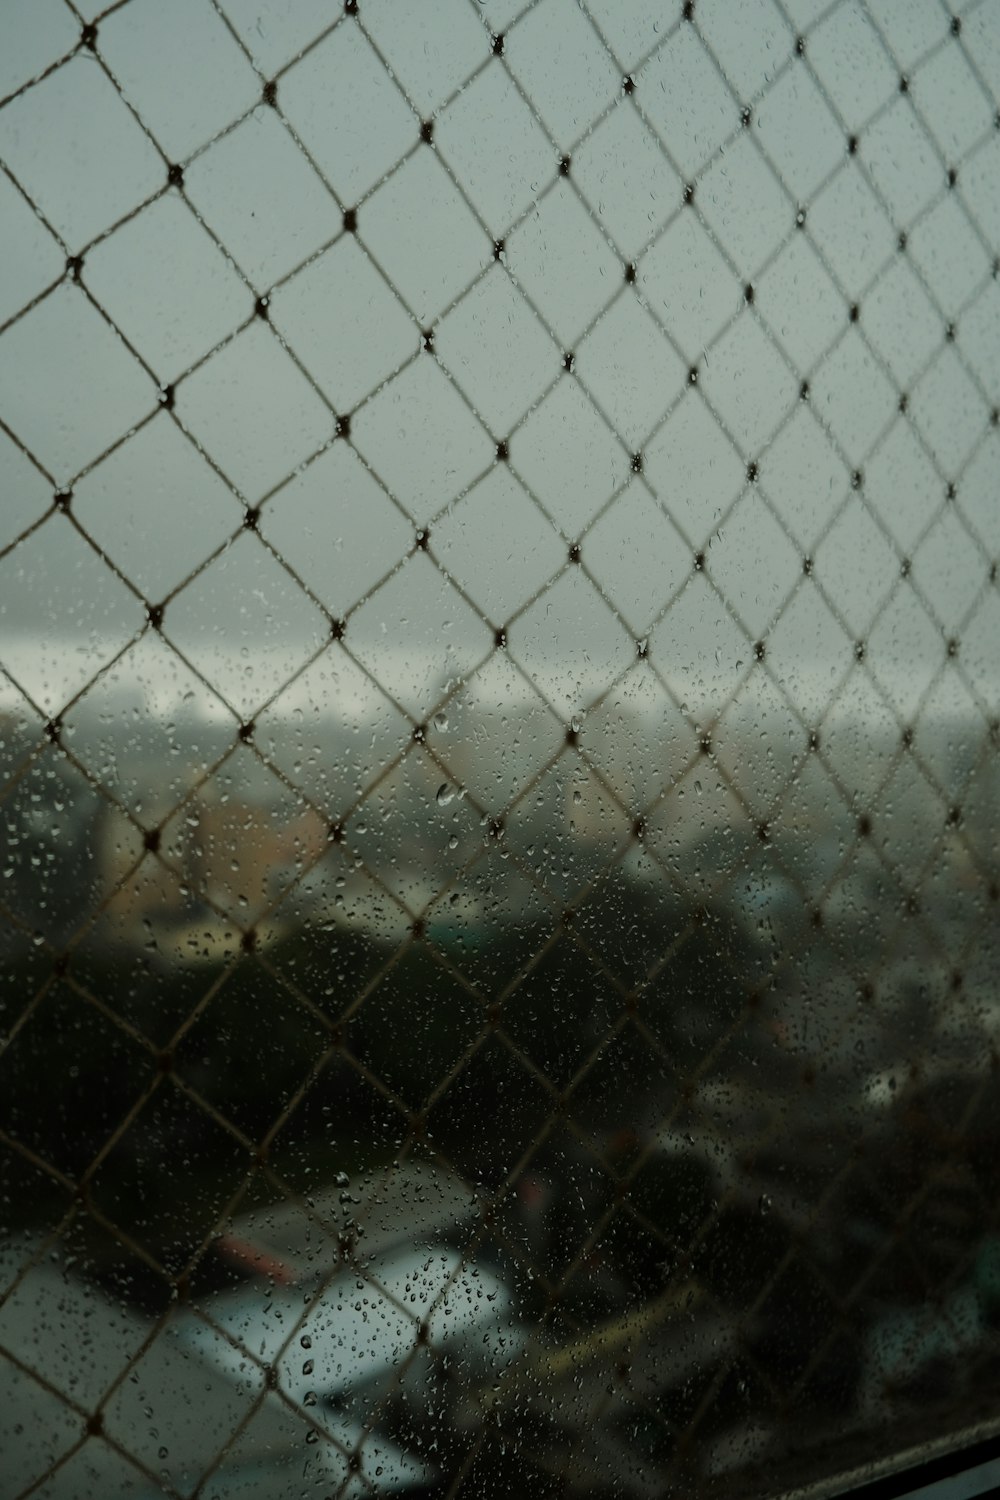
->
[1,1,999,1496]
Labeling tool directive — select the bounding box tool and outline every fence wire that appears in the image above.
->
[1,0,1000,1496]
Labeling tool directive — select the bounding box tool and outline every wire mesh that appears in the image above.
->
[1,0,999,1495]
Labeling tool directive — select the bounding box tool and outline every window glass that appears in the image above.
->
[2,2,999,1496]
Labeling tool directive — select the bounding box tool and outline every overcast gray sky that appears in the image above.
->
[1,0,998,730]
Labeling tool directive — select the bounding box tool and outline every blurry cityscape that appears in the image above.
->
[3,663,999,1494]
[2,660,995,974]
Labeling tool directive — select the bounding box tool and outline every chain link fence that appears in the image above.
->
[2,0,999,1494]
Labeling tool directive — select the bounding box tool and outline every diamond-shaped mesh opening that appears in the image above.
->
[2,3,999,1497]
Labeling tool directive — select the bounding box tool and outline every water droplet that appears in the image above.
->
[436,784,455,807]
[758,1193,772,1216]
[300,1333,313,1350]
